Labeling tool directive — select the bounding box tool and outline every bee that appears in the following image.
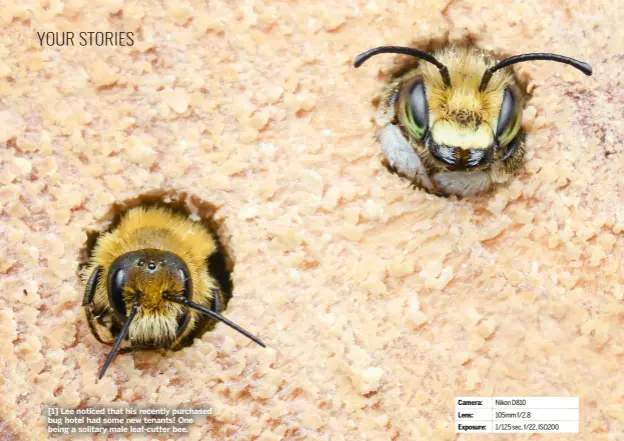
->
[82,206,265,379]
[354,45,592,196]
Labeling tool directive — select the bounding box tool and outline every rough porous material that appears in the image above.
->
[0,1,622,440]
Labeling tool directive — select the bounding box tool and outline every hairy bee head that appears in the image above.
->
[85,207,266,380]
[107,249,192,346]
[412,48,521,171]
[355,46,592,172]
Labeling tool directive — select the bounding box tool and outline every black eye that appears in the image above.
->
[109,268,127,316]
[179,268,192,300]
[410,81,429,130]
[496,88,515,137]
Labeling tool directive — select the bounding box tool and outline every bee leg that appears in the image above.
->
[379,124,435,191]
[85,312,112,345]
[168,288,224,351]
[83,266,112,345]
[82,266,102,307]
[498,131,526,180]
[118,346,162,355]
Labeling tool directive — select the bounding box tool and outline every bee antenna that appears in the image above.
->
[353,46,452,88]
[98,293,142,380]
[479,53,592,91]
[163,294,266,348]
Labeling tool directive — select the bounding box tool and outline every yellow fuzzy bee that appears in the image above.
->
[354,45,592,196]
[82,207,265,379]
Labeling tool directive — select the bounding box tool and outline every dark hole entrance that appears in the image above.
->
[77,191,235,346]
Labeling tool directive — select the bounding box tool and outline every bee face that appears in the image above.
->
[107,249,192,347]
[108,249,192,315]
[355,45,591,196]
[393,50,522,172]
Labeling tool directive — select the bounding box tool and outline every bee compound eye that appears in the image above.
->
[496,88,516,138]
[109,268,128,316]
[410,81,429,130]
[179,268,192,300]
[398,78,429,140]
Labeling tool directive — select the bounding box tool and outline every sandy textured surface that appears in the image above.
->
[1,1,623,440]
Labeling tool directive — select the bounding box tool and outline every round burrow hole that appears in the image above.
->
[364,39,535,198]
[77,190,235,348]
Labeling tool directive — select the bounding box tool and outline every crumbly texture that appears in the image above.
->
[0,1,622,441]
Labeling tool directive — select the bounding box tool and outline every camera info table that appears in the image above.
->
[455,397,579,433]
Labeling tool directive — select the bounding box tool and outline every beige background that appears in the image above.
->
[0,0,623,440]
